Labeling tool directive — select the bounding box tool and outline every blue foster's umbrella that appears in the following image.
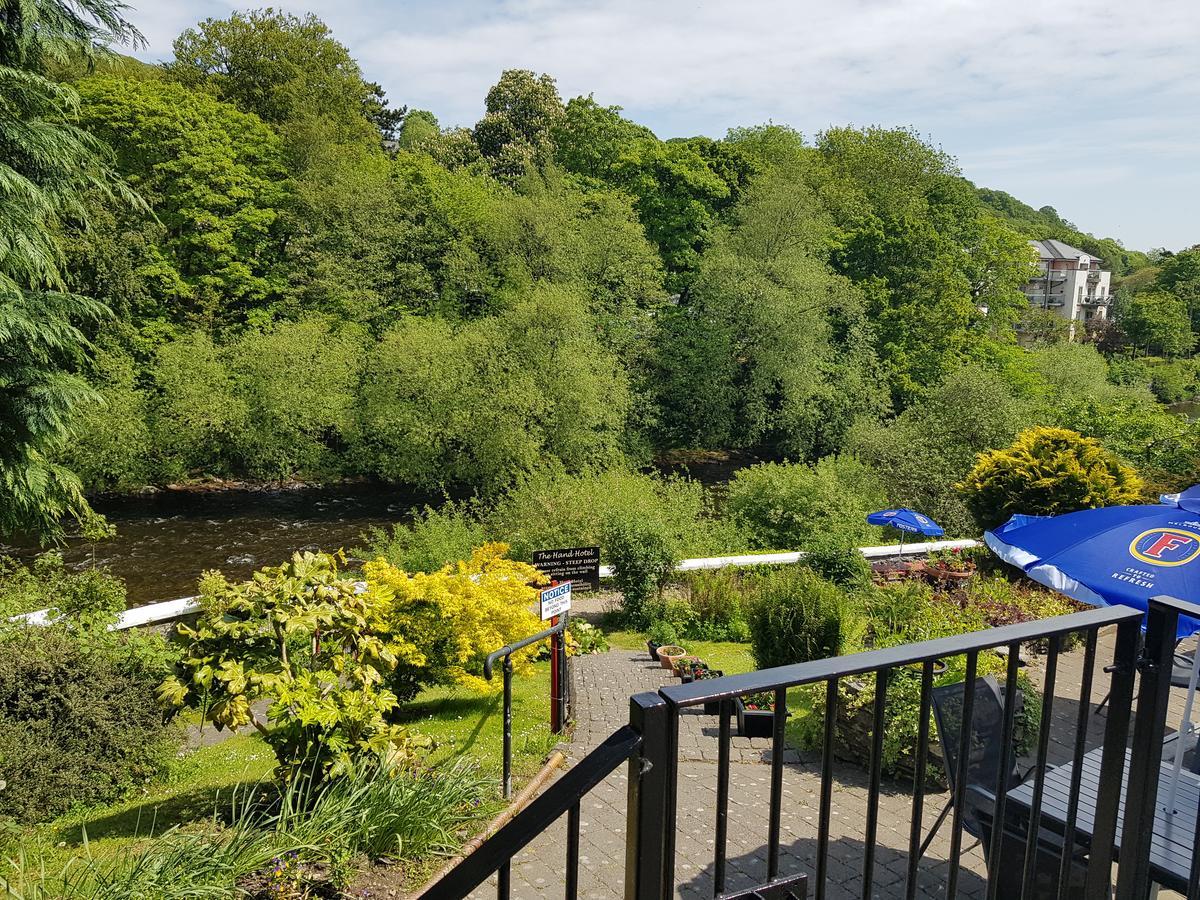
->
[984,493,1200,640]
[985,487,1200,812]
[866,508,944,557]
[867,508,946,537]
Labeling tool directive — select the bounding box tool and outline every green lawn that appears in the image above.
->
[396,658,558,780]
[6,663,556,881]
[10,732,275,879]
[606,629,755,675]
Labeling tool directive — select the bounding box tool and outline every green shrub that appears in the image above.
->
[746,568,862,670]
[0,551,127,622]
[604,516,680,625]
[0,627,176,824]
[646,619,680,646]
[847,364,1034,536]
[489,467,732,562]
[160,551,423,782]
[802,536,872,588]
[682,569,751,641]
[855,581,933,642]
[5,760,491,897]
[725,455,887,552]
[957,426,1144,531]
[361,501,488,573]
[566,620,610,655]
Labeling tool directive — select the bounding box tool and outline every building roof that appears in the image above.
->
[1029,238,1091,260]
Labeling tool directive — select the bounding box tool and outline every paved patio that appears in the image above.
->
[469,625,1195,899]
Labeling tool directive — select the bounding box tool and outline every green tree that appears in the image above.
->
[815,127,1034,406]
[397,109,439,149]
[355,286,628,493]
[653,175,884,458]
[76,76,290,326]
[474,69,564,181]
[553,95,653,180]
[1119,290,1196,357]
[150,332,245,480]
[1156,247,1200,333]
[725,456,888,551]
[168,9,392,158]
[226,318,364,479]
[0,0,141,538]
[957,426,1144,531]
[849,365,1035,535]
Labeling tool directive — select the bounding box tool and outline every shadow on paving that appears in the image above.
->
[676,834,991,900]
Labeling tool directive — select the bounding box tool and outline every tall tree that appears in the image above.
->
[76,76,290,326]
[168,10,393,164]
[0,0,141,538]
[474,69,564,182]
[814,126,1034,406]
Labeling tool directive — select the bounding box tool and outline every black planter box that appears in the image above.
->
[735,697,789,738]
[647,640,660,662]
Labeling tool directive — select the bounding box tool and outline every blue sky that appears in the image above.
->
[131,0,1199,253]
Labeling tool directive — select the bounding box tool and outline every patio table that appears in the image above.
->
[1006,742,1200,893]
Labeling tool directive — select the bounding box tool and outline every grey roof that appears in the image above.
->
[1029,238,1090,260]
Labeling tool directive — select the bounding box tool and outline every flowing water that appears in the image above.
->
[1,484,421,607]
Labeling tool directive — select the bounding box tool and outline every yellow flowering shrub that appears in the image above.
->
[365,542,545,695]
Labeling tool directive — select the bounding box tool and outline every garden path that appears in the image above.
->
[469,628,1196,899]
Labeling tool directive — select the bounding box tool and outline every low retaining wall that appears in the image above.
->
[13,538,979,632]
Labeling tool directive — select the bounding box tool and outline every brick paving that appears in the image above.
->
[470,628,1195,899]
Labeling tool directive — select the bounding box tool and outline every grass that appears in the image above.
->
[4,662,556,893]
[395,658,558,780]
[605,629,755,675]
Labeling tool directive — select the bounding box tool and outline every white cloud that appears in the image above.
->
[124,0,1200,249]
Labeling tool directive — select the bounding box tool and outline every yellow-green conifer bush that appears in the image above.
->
[957,426,1144,532]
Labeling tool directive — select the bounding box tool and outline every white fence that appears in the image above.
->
[13,538,979,632]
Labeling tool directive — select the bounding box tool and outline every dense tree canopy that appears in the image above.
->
[4,5,1195,542]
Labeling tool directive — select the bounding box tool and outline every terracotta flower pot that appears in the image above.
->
[656,645,685,670]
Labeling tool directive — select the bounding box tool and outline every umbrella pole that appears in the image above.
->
[1165,643,1200,814]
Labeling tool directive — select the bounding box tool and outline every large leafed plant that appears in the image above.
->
[159,550,413,780]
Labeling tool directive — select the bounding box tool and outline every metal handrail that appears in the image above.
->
[420,723,643,900]
[484,617,566,679]
[660,604,1143,709]
[485,614,570,809]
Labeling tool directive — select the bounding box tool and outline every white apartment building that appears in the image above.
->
[1022,239,1112,336]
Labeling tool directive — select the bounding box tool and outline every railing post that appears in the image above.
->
[1115,597,1184,900]
[1087,617,1139,898]
[502,654,514,800]
[625,692,672,900]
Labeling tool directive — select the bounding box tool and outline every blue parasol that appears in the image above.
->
[985,489,1200,813]
[867,508,945,536]
[867,508,945,559]
[985,501,1200,640]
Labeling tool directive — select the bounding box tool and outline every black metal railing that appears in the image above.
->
[484,615,570,801]
[425,597,1200,899]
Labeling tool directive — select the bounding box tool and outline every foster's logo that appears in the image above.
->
[1129,528,1200,567]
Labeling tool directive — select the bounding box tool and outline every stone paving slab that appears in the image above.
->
[470,627,1192,899]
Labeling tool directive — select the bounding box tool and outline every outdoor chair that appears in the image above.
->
[919,675,1029,856]
[922,677,1093,898]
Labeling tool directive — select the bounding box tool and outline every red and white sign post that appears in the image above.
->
[540,582,572,733]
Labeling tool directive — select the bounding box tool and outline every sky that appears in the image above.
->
[130,0,1200,253]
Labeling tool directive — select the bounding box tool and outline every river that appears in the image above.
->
[0,484,420,607]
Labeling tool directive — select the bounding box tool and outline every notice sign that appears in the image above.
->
[533,546,601,592]
[539,582,572,620]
